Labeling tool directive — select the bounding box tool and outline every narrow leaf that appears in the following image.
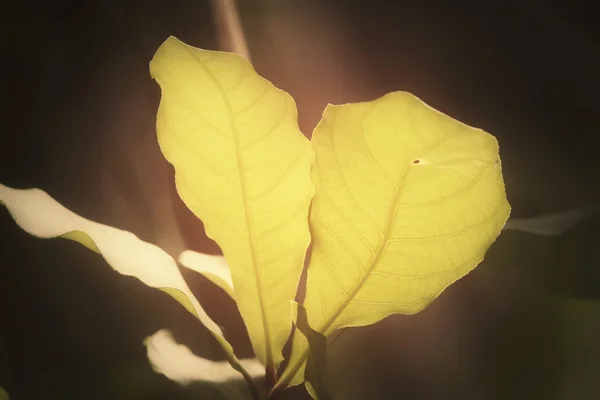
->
[0,183,253,385]
[179,250,236,300]
[145,329,264,400]
[151,36,314,378]
[276,92,510,389]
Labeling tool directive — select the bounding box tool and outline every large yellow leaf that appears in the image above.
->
[0,183,255,388]
[150,37,314,378]
[276,91,510,390]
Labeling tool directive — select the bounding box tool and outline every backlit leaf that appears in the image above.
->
[151,36,314,377]
[276,91,510,389]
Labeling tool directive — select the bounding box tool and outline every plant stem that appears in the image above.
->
[211,0,252,61]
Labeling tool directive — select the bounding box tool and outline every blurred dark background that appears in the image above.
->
[1,0,599,399]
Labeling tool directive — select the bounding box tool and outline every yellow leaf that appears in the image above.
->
[151,37,314,377]
[276,91,510,390]
[0,183,253,385]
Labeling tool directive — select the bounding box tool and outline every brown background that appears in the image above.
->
[1,1,599,399]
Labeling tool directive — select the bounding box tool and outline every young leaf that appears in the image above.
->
[145,329,264,400]
[0,183,254,387]
[150,36,314,379]
[179,250,236,300]
[276,92,510,389]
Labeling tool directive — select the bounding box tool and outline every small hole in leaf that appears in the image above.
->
[412,159,420,164]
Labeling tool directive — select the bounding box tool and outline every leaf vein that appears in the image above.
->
[235,83,272,116]
[330,116,384,239]
[250,148,304,203]
[242,94,288,151]
[257,202,308,241]
[398,163,492,207]
[315,158,376,255]
[359,104,397,188]
[388,201,506,242]
[313,217,363,273]
[372,249,484,279]
[165,124,238,187]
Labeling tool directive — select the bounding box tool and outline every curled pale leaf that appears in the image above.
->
[0,183,252,384]
[276,92,510,390]
[145,329,263,399]
[179,250,235,300]
[151,36,314,377]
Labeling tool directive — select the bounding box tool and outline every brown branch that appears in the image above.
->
[211,0,251,61]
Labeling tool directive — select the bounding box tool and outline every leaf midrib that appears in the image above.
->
[318,104,421,335]
[276,108,452,389]
[318,149,411,336]
[274,130,412,392]
[195,55,275,375]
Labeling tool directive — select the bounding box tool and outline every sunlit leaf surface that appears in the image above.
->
[151,36,314,376]
[277,92,510,389]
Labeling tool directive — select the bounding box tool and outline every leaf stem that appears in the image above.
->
[211,0,252,61]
